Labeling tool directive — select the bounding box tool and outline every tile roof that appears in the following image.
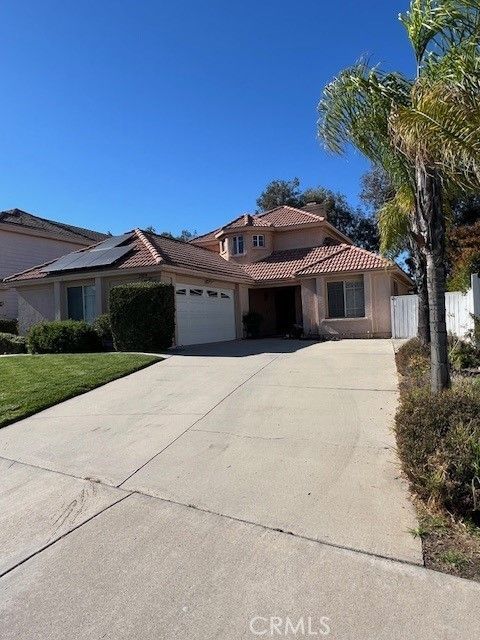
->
[193,205,326,243]
[243,245,393,281]
[4,229,252,283]
[0,209,107,243]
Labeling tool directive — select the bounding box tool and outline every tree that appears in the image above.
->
[318,0,480,392]
[146,226,197,241]
[361,166,431,345]
[257,179,379,252]
[256,178,303,211]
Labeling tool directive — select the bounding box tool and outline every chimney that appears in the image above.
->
[302,201,327,220]
[243,213,254,226]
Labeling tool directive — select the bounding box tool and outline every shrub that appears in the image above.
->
[396,382,480,520]
[396,338,430,376]
[109,281,174,352]
[243,311,263,338]
[0,332,27,354]
[27,320,101,354]
[93,314,113,348]
[449,339,480,370]
[0,318,18,334]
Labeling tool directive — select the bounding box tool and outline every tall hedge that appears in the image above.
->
[109,281,175,352]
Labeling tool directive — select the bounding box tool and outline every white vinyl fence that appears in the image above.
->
[391,274,480,339]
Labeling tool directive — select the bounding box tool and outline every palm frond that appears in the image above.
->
[318,62,414,192]
[377,189,414,256]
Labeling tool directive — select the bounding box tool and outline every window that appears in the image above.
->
[220,239,226,253]
[207,290,218,298]
[232,236,244,255]
[67,285,96,323]
[327,278,365,318]
[253,234,265,248]
[190,288,203,296]
[176,288,187,295]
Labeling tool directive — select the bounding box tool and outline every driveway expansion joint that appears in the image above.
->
[116,354,285,488]
[0,491,133,580]
[126,489,427,570]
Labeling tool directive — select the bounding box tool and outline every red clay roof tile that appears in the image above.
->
[243,245,392,281]
[5,229,252,283]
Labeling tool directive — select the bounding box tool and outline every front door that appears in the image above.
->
[274,287,297,334]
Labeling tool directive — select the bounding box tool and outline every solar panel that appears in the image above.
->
[41,251,91,273]
[82,245,132,268]
[42,243,133,273]
[90,233,133,252]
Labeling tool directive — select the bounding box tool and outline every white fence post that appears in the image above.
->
[471,274,480,319]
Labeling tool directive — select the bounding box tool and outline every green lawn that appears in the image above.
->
[0,353,161,428]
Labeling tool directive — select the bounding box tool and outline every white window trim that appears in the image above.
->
[326,278,366,320]
[253,234,265,248]
[232,235,245,255]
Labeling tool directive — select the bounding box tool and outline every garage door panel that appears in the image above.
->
[175,284,236,346]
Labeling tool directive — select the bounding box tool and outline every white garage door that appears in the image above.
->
[175,283,236,346]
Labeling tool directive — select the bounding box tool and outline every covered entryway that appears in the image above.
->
[249,285,302,336]
[175,283,236,346]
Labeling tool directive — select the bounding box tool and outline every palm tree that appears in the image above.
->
[377,196,431,346]
[318,0,480,392]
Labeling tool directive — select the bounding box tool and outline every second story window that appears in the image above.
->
[220,238,226,253]
[232,236,244,255]
[253,234,265,247]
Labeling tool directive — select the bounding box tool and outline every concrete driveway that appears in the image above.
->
[1,339,479,639]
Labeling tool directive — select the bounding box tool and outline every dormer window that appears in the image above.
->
[253,234,265,248]
[232,236,244,255]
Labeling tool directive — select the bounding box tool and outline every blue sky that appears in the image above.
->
[0,1,414,236]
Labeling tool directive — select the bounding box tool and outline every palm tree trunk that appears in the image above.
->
[415,161,450,392]
[412,242,430,345]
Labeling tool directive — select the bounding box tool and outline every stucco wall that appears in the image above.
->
[0,229,85,319]
[221,230,274,264]
[17,284,55,334]
[273,228,328,251]
[299,271,397,339]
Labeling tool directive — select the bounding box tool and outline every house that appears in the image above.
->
[2,203,412,343]
[0,209,107,319]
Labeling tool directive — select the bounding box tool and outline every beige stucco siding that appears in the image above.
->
[299,271,397,339]
[17,285,55,334]
[0,229,85,318]
[274,228,328,251]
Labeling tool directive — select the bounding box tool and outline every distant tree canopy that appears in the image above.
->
[256,178,379,252]
[145,226,197,242]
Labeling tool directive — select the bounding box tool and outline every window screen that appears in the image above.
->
[83,285,96,324]
[327,282,345,318]
[67,286,84,321]
[345,280,365,317]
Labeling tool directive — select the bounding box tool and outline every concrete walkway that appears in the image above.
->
[1,339,479,638]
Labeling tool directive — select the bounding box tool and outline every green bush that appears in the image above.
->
[449,339,480,370]
[27,320,101,354]
[396,382,480,520]
[109,281,174,352]
[93,314,113,347]
[243,311,263,338]
[0,318,18,334]
[0,332,27,354]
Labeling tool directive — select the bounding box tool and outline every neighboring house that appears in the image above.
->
[3,203,412,343]
[0,209,107,319]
